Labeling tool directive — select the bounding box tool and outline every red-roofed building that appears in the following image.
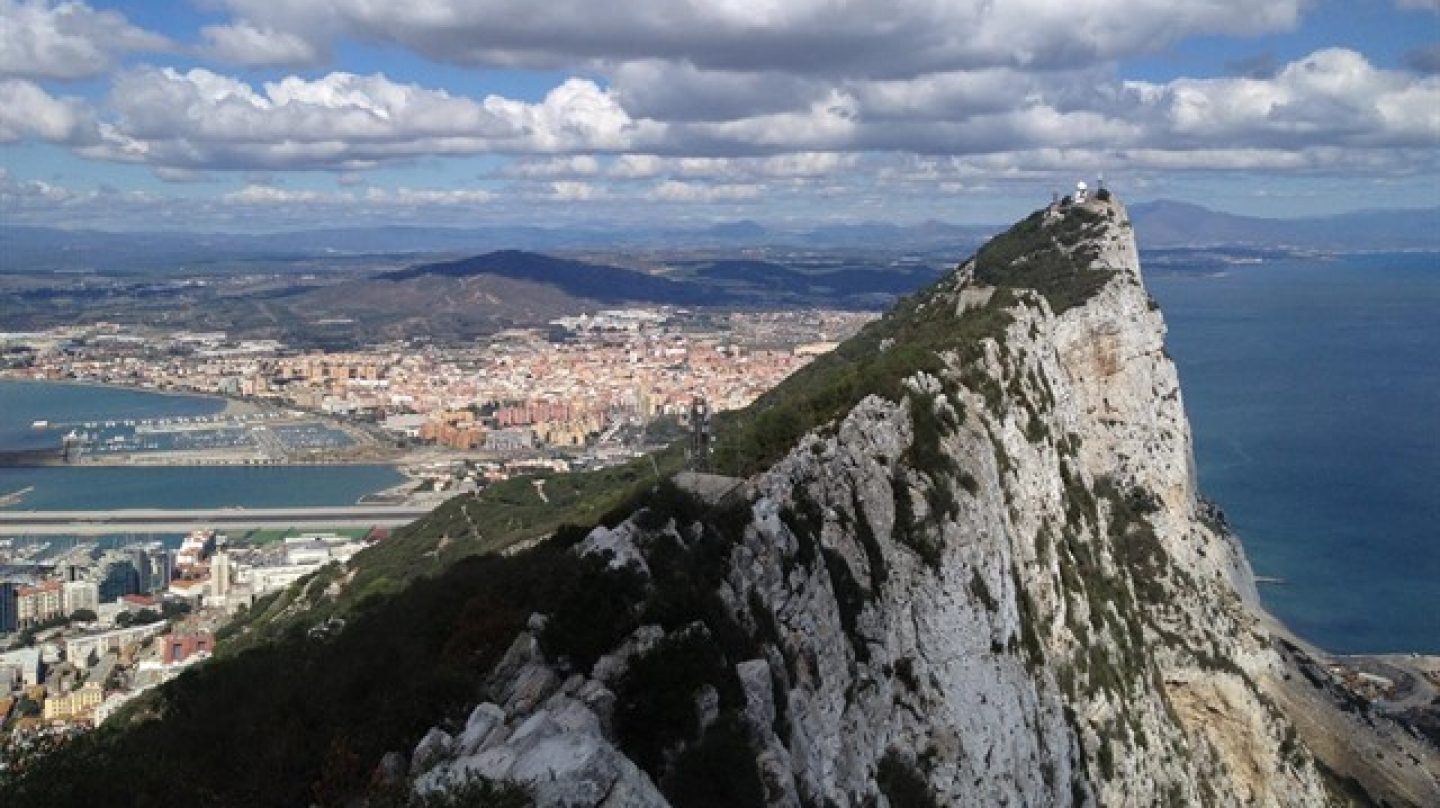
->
[161,632,214,665]
[16,581,63,628]
[119,594,157,610]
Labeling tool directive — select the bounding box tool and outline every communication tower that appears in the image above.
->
[688,395,711,472]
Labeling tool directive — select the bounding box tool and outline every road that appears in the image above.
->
[0,505,432,535]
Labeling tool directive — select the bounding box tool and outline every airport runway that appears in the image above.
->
[0,505,432,535]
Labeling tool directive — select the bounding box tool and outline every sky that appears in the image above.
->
[1,0,1437,231]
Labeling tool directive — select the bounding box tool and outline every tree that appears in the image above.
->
[69,609,97,623]
[132,609,161,625]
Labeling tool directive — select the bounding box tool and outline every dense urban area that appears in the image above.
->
[0,528,366,753]
[2,307,868,466]
[0,306,875,755]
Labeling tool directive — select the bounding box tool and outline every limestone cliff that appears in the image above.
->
[407,198,1438,807]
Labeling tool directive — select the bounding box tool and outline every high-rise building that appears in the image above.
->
[0,582,19,633]
[126,547,152,594]
[16,581,64,628]
[98,560,140,603]
[62,581,99,617]
[211,551,232,598]
[146,545,173,592]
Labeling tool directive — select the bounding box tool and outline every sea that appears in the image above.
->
[1,252,1436,654]
[0,380,404,510]
[1146,251,1438,655]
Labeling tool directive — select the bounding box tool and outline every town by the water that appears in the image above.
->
[0,306,874,748]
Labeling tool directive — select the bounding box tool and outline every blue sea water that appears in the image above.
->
[0,380,225,451]
[0,464,404,510]
[0,380,403,509]
[1147,252,1439,654]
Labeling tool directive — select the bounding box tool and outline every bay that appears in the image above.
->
[1147,251,1439,654]
[0,379,225,451]
[0,380,404,509]
[0,464,405,510]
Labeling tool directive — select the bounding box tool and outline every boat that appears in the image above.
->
[30,420,49,429]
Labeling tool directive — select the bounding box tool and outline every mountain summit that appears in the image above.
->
[8,196,1435,807]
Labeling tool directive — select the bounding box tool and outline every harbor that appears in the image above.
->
[25,408,394,467]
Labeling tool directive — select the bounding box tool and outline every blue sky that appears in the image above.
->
[2,0,1437,231]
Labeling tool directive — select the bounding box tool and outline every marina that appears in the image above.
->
[1,381,410,515]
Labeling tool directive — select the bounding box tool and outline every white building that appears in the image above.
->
[175,530,217,568]
[212,551,233,598]
[62,581,100,616]
[0,647,43,688]
[63,623,167,665]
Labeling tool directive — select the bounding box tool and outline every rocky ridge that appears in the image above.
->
[404,198,1438,806]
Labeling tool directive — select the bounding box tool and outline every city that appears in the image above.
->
[0,526,367,750]
[1,306,870,473]
[1,0,1436,803]
[0,304,872,753]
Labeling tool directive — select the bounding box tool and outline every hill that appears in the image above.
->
[4,198,1434,807]
[379,250,721,305]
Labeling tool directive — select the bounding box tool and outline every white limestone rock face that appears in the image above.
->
[412,199,1366,807]
[413,631,669,808]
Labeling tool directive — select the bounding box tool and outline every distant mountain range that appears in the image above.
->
[2,201,1434,275]
[0,221,987,274]
[1128,200,1439,250]
[379,250,719,306]
[282,250,946,342]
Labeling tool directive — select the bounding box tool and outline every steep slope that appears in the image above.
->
[6,198,1435,806]
[401,197,1435,807]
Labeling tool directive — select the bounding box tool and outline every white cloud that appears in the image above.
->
[0,168,82,203]
[0,0,168,80]
[201,21,325,68]
[547,181,604,201]
[152,166,213,183]
[647,181,762,202]
[225,183,498,206]
[225,184,331,204]
[0,78,94,142]
[1132,48,1440,149]
[80,68,661,170]
[380,187,496,205]
[1395,0,1439,12]
[502,155,602,178]
[215,0,1305,77]
[605,153,855,181]
[608,154,666,179]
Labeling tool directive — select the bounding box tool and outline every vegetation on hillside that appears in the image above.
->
[711,202,1117,477]
[0,482,767,807]
[973,205,1116,314]
[709,278,1014,478]
[218,445,685,655]
[0,202,1127,805]
[1,536,598,805]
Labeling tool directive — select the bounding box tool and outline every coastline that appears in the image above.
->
[0,375,234,411]
[1,375,405,468]
[1224,511,1440,804]
[1,378,421,509]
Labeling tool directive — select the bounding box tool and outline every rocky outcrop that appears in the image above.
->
[408,198,1438,806]
[412,626,670,807]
